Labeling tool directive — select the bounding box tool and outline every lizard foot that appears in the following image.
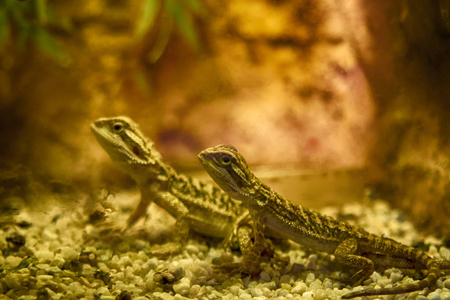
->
[149,242,182,257]
[349,269,372,286]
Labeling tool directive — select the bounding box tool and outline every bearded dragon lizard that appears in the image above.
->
[198,144,450,298]
[91,117,250,253]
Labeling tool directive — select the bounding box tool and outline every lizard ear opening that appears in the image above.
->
[133,146,140,156]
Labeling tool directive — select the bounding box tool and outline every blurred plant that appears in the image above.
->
[135,0,205,64]
[0,0,71,66]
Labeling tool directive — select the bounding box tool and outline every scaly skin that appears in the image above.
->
[198,144,450,298]
[91,117,249,253]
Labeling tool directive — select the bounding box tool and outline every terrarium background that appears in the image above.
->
[0,0,449,238]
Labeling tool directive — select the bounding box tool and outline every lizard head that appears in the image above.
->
[198,144,257,201]
[91,116,163,178]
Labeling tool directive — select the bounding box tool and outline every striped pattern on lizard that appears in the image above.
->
[198,144,450,299]
[91,117,249,253]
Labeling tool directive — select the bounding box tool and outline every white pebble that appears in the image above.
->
[310,279,323,290]
[189,284,201,297]
[251,287,264,297]
[440,247,450,261]
[81,264,95,277]
[238,292,252,299]
[314,288,327,300]
[50,255,65,268]
[96,286,110,295]
[42,228,58,241]
[427,290,442,300]
[305,272,315,285]
[229,285,240,295]
[118,255,132,267]
[5,256,22,268]
[69,281,85,297]
[173,277,191,296]
[4,273,20,289]
[291,282,307,294]
[185,244,199,254]
[60,246,78,260]
[277,288,290,296]
[152,292,175,300]
[35,250,54,262]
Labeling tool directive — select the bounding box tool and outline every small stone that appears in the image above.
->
[69,281,85,297]
[59,247,78,261]
[260,272,271,282]
[427,290,442,300]
[290,263,305,276]
[229,285,240,295]
[50,255,65,268]
[238,292,252,300]
[305,272,315,285]
[152,292,175,300]
[172,267,186,281]
[291,282,307,294]
[444,278,450,289]
[251,287,264,297]
[439,246,450,260]
[118,255,132,267]
[185,244,199,254]
[5,256,22,268]
[276,288,290,296]
[280,274,291,284]
[36,274,54,286]
[42,228,58,241]
[310,279,323,290]
[35,250,54,262]
[189,284,201,297]
[314,288,327,300]
[173,277,190,296]
[4,273,21,289]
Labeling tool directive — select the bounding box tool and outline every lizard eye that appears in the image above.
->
[112,122,124,133]
[221,155,232,165]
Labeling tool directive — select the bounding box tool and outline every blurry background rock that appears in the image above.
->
[0,0,449,238]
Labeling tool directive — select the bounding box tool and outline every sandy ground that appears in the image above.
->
[0,190,449,300]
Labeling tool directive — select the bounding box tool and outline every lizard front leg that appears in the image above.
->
[148,191,191,256]
[334,238,374,285]
[127,195,152,227]
[214,216,266,276]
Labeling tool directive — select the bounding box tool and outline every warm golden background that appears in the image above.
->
[0,0,449,238]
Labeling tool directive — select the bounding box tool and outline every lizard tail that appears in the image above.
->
[342,254,440,299]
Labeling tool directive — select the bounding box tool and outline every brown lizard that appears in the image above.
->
[91,117,250,253]
[198,144,450,298]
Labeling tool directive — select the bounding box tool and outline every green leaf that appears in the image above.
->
[0,9,10,48]
[184,0,205,15]
[32,27,71,66]
[147,12,172,63]
[135,0,162,40]
[35,0,48,25]
[166,0,200,51]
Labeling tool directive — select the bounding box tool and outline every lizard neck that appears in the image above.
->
[125,157,176,187]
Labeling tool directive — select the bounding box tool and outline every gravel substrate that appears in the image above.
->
[1,190,449,300]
